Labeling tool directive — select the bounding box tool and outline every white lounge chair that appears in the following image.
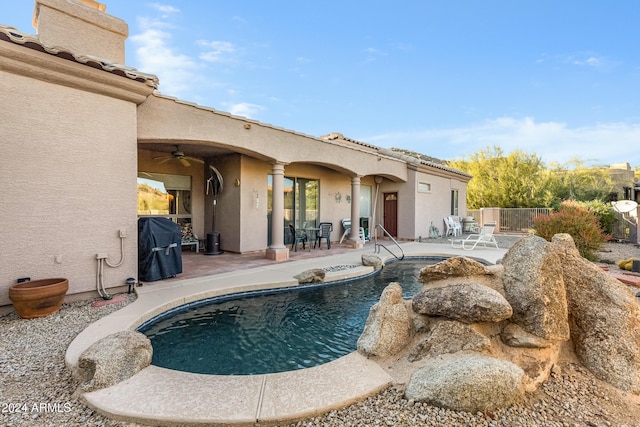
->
[450,222,499,250]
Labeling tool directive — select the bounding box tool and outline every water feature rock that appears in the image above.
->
[76,331,152,393]
[405,353,524,412]
[408,319,491,362]
[358,282,412,357]
[552,233,640,394]
[501,322,552,348]
[294,268,326,284]
[419,256,493,282]
[501,235,570,342]
[412,283,512,323]
[361,254,383,269]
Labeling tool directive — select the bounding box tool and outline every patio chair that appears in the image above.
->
[339,218,351,244]
[450,222,499,250]
[316,222,333,249]
[338,218,368,244]
[444,217,462,237]
[288,224,309,252]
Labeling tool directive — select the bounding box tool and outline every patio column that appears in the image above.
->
[347,176,364,248]
[266,162,289,260]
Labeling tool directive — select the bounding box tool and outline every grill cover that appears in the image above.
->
[138,217,182,281]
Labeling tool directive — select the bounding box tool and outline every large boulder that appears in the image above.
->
[412,283,512,323]
[552,233,640,393]
[419,257,493,282]
[357,282,413,357]
[501,235,570,342]
[405,353,525,412]
[294,268,325,284]
[76,331,152,393]
[361,254,383,269]
[408,319,491,362]
[501,322,552,348]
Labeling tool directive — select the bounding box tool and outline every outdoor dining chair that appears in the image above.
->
[316,222,333,249]
[444,216,462,237]
[450,222,499,250]
[288,224,309,252]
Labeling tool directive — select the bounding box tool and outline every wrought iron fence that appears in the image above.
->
[499,208,551,233]
[611,212,638,242]
[469,207,638,242]
[467,208,551,233]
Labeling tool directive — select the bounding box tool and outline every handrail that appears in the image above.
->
[373,224,405,260]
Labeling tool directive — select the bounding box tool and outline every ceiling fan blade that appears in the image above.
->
[180,158,191,167]
[157,157,173,164]
[186,156,205,164]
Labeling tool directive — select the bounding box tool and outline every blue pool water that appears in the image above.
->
[138,258,444,375]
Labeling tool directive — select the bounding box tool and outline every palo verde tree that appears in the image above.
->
[449,146,617,209]
[448,146,552,209]
[544,159,615,206]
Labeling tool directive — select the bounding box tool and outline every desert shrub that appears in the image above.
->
[577,200,616,234]
[533,200,609,260]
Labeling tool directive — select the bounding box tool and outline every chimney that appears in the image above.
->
[33,0,128,64]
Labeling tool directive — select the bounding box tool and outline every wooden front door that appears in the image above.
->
[383,192,398,237]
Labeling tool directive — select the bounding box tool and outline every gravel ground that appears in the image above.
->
[2,238,640,427]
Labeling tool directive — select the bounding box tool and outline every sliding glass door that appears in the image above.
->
[267,175,319,246]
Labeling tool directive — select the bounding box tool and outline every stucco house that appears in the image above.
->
[0,0,471,307]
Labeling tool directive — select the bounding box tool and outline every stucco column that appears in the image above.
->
[347,176,364,248]
[266,162,289,260]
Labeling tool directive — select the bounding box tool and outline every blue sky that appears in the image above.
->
[3,1,639,167]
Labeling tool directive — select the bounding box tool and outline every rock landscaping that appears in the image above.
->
[2,235,640,426]
[357,233,640,417]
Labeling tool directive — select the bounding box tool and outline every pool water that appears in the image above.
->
[139,259,442,375]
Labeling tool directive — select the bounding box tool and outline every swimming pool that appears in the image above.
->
[138,258,443,375]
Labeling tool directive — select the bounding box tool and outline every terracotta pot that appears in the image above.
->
[8,278,69,319]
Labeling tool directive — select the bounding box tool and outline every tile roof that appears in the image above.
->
[320,132,471,178]
[0,24,158,88]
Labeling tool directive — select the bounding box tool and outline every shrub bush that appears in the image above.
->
[533,200,610,260]
[578,200,616,235]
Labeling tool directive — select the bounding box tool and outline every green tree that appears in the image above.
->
[449,147,617,209]
[545,159,615,206]
[448,146,550,209]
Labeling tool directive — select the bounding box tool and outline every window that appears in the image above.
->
[138,172,192,226]
[418,182,431,193]
[359,185,372,217]
[451,189,459,216]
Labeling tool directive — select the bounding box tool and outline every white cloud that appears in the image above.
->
[228,102,265,118]
[197,40,236,63]
[130,17,201,97]
[366,117,640,166]
[149,3,180,15]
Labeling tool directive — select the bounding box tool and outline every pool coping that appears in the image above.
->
[66,242,507,426]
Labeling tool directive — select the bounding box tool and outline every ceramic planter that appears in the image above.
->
[8,278,69,319]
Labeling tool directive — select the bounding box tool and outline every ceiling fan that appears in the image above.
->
[153,145,204,167]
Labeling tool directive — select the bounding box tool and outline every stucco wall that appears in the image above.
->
[1,70,138,306]
[205,158,373,253]
[35,0,128,64]
[372,169,468,240]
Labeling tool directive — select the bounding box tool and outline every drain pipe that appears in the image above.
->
[95,231,126,300]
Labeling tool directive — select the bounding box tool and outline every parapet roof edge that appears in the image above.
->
[151,91,406,164]
[154,92,471,178]
[0,24,158,88]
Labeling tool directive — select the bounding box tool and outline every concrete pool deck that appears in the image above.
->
[66,242,507,426]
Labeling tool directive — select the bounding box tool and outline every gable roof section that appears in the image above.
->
[0,24,158,88]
